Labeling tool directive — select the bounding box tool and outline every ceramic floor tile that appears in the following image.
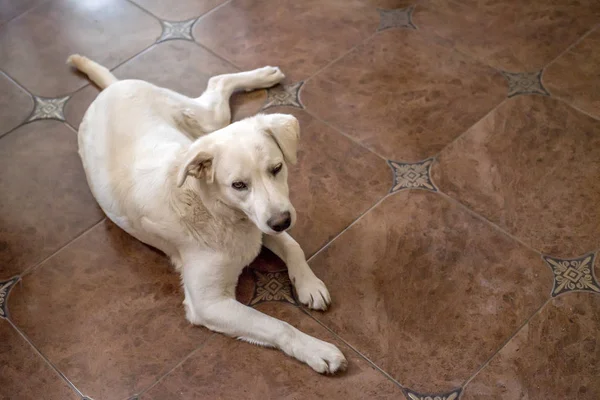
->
[544,28,600,120]
[266,107,391,258]
[0,71,32,138]
[307,191,553,393]
[0,0,160,97]
[131,0,226,21]
[142,302,402,399]
[432,95,600,257]
[0,121,104,278]
[413,0,600,71]
[65,40,265,129]
[193,0,380,82]
[8,220,212,400]
[302,29,506,161]
[0,321,79,400]
[0,0,46,26]
[462,293,600,400]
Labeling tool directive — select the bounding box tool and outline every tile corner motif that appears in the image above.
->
[501,70,549,98]
[544,253,600,297]
[378,7,416,31]
[389,158,437,193]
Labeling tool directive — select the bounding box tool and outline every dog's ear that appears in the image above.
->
[176,139,215,187]
[260,114,300,165]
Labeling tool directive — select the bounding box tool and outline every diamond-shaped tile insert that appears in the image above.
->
[406,389,461,400]
[378,6,415,30]
[27,96,69,122]
[250,270,296,306]
[263,82,303,110]
[544,254,600,297]
[0,277,19,319]
[502,71,548,97]
[390,159,436,192]
[157,18,197,42]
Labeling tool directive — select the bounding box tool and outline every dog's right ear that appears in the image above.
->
[176,139,215,187]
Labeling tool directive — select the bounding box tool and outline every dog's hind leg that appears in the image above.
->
[191,67,286,133]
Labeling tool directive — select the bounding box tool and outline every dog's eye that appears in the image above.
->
[232,181,248,191]
[271,163,283,176]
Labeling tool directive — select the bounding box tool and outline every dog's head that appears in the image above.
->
[176,113,299,235]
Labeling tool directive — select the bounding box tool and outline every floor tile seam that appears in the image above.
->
[190,40,244,73]
[300,106,390,162]
[135,333,218,398]
[192,0,233,25]
[546,94,600,122]
[302,29,379,87]
[0,0,52,31]
[542,23,599,74]
[433,191,545,258]
[125,0,162,22]
[307,194,390,264]
[0,68,36,138]
[7,318,85,398]
[431,97,508,162]
[19,218,106,278]
[298,307,407,391]
[64,120,79,133]
[460,296,553,393]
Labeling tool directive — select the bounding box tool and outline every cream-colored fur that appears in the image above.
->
[68,55,345,373]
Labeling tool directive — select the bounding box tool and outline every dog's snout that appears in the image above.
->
[267,211,291,232]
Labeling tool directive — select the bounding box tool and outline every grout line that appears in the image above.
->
[303,30,379,86]
[542,23,599,73]
[7,319,84,397]
[307,194,389,263]
[434,191,543,256]
[125,0,162,23]
[64,120,79,133]
[136,333,216,397]
[0,0,51,31]
[432,97,508,160]
[460,296,552,391]
[298,307,406,391]
[191,40,243,71]
[301,107,390,162]
[20,218,106,278]
[548,94,600,122]
[193,0,233,24]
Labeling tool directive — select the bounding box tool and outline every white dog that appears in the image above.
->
[67,55,346,373]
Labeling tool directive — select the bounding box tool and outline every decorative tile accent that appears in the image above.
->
[250,270,296,306]
[262,82,304,110]
[378,7,416,31]
[406,389,461,400]
[390,159,437,193]
[27,96,69,122]
[544,253,600,296]
[0,277,19,319]
[502,71,549,97]
[157,18,197,43]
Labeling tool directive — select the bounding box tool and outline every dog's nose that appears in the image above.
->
[267,211,291,232]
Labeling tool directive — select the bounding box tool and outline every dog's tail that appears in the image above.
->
[66,54,118,89]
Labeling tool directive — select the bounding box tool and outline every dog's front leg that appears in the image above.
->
[263,233,331,310]
[181,253,346,373]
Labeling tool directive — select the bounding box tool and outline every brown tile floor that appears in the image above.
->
[0,1,599,399]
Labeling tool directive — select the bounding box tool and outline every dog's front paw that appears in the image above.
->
[293,273,331,311]
[293,335,347,374]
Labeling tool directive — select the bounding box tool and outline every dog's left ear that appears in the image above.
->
[176,137,215,187]
[260,114,300,165]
